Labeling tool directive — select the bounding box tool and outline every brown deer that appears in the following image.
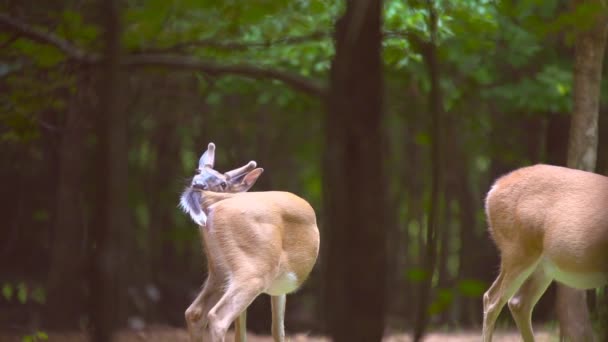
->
[482,164,608,341]
[179,144,320,342]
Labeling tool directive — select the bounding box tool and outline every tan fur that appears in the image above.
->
[185,191,320,342]
[482,164,608,342]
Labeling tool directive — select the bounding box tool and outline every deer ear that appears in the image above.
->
[199,142,216,168]
[233,168,264,192]
[225,160,257,179]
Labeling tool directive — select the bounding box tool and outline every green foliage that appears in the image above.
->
[429,288,454,315]
[2,283,13,301]
[21,331,48,342]
[59,10,99,45]
[406,267,429,282]
[2,282,46,305]
[483,64,572,113]
[457,279,486,297]
[17,282,27,304]
[30,287,47,304]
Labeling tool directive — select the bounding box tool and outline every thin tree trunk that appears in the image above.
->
[323,0,387,340]
[557,3,607,341]
[455,171,479,326]
[89,0,127,340]
[413,0,442,340]
[436,198,450,325]
[148,104,181,322]
[403,114,423,323]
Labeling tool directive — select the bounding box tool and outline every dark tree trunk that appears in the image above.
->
[45,76,91,328]
[322,0,387,340]
[557,3,607,341]
[413,1,443,340]
[89,0,128,340]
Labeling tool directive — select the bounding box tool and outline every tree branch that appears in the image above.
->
[0,14,327,98]
[144,31,330,53]
[0,13,98,63]
[158,30,418,54]
[123,54,327,97]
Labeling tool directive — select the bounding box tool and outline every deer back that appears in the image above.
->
[486,164,608,275]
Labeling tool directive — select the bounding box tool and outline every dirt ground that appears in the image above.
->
[0,326,557,341]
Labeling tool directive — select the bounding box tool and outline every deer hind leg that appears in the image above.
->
[207,277,265,342]
[185,275,223,341]
[271,295,286,342]
[482,255,541,342]
[507,266,552,342]
[234,310,247,342]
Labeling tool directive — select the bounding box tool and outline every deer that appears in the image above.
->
[179,143,320,342]
[482,164,608,342]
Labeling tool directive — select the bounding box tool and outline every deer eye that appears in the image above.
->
[220,181,227,189]
[195,169,201,175]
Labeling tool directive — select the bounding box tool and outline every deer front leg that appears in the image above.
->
[234,310,247,342]
[185,276,223,341]
[271,295,286,342]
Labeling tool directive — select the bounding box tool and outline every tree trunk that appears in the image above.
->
[45,76,91,328]
[89,0,128,340]
[323,0,387,340]
[557,3,607,341]
[413,1,442,340]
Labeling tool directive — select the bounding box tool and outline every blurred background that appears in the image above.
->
[0,0,607,341]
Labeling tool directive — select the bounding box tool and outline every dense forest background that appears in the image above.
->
[1,0,607,341]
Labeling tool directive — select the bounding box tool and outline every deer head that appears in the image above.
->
[179,142,264,226]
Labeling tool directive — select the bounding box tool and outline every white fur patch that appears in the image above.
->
[179,190,206,226]
[265,272,299,296]
[544,259,607,289]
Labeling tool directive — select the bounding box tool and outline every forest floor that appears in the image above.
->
[0,326,557,341]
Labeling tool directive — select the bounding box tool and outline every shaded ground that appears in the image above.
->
[0,326,557,341]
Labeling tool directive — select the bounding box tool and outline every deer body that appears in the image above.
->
[180,143,319,341]
[202,190,319,290]
[482,164,608,341]
[186,191,319,342]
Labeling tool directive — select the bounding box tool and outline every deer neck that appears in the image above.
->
[199,190,236,213]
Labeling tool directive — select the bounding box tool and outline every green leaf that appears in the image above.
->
[405,267,428,282]
[428,288,454,315]
[2,283,13,301]
[21,335,33,342]
[309,0,326,14]
[62,10,83,28]
[31,286,46,304]
[457,279,487,297]
[36,331,49,340]
[11,39,65,67]
[17,282,27,304]
[414,132,430,146]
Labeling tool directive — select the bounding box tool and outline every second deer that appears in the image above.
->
[482,164,608,341]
